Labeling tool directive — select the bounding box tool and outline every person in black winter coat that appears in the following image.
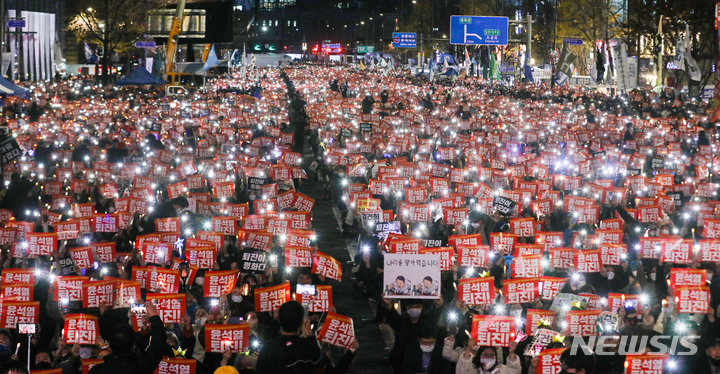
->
[88,302,169,374]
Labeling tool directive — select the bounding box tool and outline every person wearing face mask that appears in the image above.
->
[0,330,15,366]
[453,343,520,374]
[688,336,720,373]
[383,297,444,374]
[401,325,446,374]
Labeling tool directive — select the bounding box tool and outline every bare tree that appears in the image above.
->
[67,0,166,84]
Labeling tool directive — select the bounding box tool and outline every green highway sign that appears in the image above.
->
[357,45,375,53]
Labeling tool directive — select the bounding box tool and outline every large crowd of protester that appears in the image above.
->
[0,63,717,374]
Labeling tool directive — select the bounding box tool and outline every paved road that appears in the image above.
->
[300,152,393,374]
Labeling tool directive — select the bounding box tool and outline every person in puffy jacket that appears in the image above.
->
[442,335,521,374]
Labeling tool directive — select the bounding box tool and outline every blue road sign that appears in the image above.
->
[563,38,584,46]
[392,32,416,48]
[449,16,508,46]
[7,20,26,28]
[135,41,156,48]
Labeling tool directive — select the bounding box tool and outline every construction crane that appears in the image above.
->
[165,0,189,85]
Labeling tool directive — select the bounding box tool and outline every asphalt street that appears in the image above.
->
[300,150,393,374]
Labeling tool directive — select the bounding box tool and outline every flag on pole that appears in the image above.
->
[84,42,98,64]
[685,24,701,81]
[523,54,534,83]
[557,44,577,78]
[489,53,500,81]
[203,45,218,71]
[654,16,664,90]
[672,32,685,71]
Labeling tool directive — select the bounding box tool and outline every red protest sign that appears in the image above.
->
[25,232,57,257]
[112,280,142,309]
[503,278,539,304]
[186,246,216,269]
[457,277,495,305]
[155,217,181,233]
[68,246,93,270]
[388,238,421,254]
[147,293,186,324]
[661,239,693,264]
[204,324,250,353]
[64,314,99,345]
[0,301,39,328]
[0,284,33,301]
[140,242,172,265]
[295,285,333,312]
[534,231,563,251]
[155,358,197,374]
[285,229,315,248]
[211,216,237,235]
[449,233,483,249]
[285,247,314,267]
[540,276,567,301]
[82,359,105,374]
[254,283,291,312]
[0,227,17,246]
[574,249,602,273]
[564,310,601,337]
[537,348,564,374]
[509,217,535,237]
[670,268,706,287]
[196,231,224,250]
[624,354,667,374]
[82,280,115,308]
[312,252,342,281]
[2,269,34,284]
[443,207,467,225]
[90,242,116,263]
[238,230,272,251]
[93,213,118,233]
[203,270,239,298]
[526,309,556,335]
[513,254,542,278]
[318,312,355,349]
[131,267,180,293]
[675,286,709,314]
[608,293,642,314]
[471,315,515,347]
[457,245,489,268]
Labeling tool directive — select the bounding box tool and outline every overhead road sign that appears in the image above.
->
[450,16,508,46]
[392,32,416,48]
